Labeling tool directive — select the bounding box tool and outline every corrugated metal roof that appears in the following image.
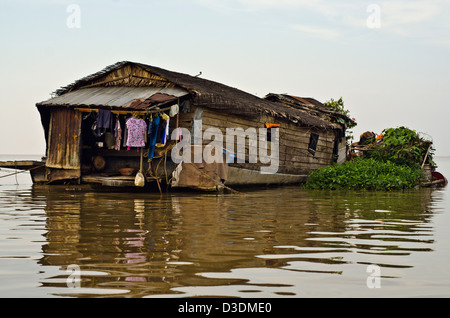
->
[37,86,188,109]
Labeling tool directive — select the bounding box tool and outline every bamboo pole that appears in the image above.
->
[139,147,143,173]
[75,105,173,115]
[421,144,432,169]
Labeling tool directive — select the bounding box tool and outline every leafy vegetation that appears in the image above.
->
[324,97,357,145]
[364,126,434,168]
[304,158,423,191]
[324,97,356,128]
[304,126,433,191]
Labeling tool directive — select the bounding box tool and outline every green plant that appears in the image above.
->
[304,158,423,191]
[365,126,434,168]
[324,97,356,128]
[324,97,357,145]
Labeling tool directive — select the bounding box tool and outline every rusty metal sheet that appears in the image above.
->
[126,93,178,109]
[290,95,314,106]
[46,108,82,170]
[147,93,177,103]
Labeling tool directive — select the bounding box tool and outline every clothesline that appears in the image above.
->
[87,105,179,159]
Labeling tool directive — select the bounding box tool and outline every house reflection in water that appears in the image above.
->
[34,185,437,297]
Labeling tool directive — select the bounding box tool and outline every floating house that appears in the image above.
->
[1,61,355,190]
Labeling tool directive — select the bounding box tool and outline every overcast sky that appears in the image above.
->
[1,0,449,157]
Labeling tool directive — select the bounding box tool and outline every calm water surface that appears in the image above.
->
[1,155,449,298]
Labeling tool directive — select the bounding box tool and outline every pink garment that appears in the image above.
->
[126,117,147,148]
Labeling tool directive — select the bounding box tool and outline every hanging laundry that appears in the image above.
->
[160,117,170,146]
[147,116,153,135]
[148,115,161,159]
[114,115,122,151]
[155,118,165,145]
[181,100,190,113]
[175,127,182,141]
[126,117,147,148]
[122,116,129,147]
[156,113,170,148]
[104,132,115,149]
[169,104,179,117]
[97,109,113,135]
[165,117,170,142]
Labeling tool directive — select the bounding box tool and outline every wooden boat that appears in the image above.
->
[422,171,448,188]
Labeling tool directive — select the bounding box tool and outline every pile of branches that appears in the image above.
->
[362,127,434,168]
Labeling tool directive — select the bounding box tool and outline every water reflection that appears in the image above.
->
[0,182,446,297]
[26,185,440,297]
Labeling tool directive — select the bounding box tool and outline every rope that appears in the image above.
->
[14,162,18,185]
[0,165,43,179]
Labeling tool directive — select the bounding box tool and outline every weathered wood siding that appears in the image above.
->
[179,106,338,175]
[46,108,82,170]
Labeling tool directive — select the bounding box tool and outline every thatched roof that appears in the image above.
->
[42,61,347,129]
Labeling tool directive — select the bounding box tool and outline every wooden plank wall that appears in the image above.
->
[178,106,337,175]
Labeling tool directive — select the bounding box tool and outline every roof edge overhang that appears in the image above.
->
[36,86,190,112]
